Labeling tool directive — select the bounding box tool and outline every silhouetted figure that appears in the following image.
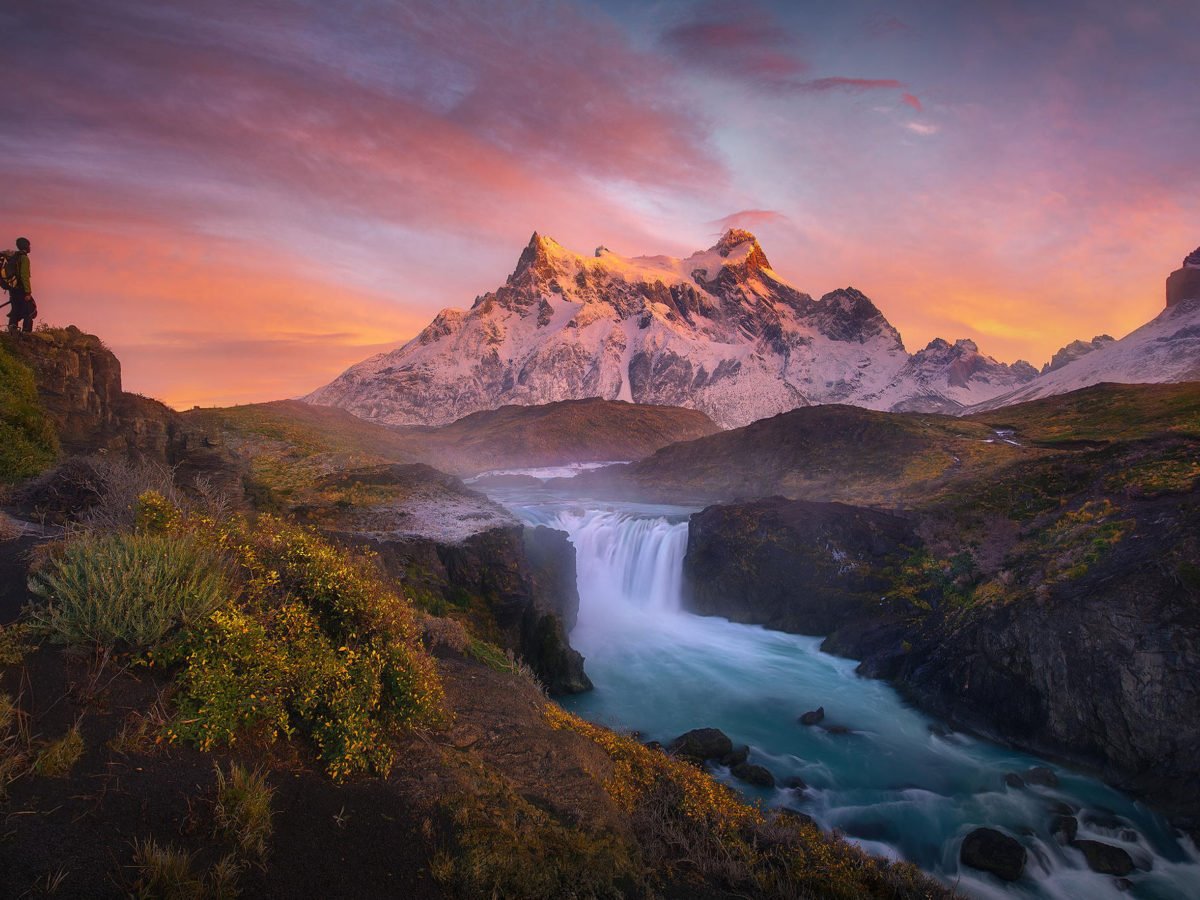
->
[1,237,34,333]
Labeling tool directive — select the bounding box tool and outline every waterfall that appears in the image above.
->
[549,508,689,616]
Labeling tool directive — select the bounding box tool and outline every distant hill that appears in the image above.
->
[575,382,1200,507]
[185,396,718,477]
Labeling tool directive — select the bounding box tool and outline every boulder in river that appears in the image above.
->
[799,707,825,726]
[721,745,749,767]
[1050,815,1078,844]
[1024,766,1059,788]
[1004,772,1026,788]
[1073,839,1135,876]
[731,763,776,788]
[783,775,808,792]
[960,827,1027,882]
[668,728,733,763]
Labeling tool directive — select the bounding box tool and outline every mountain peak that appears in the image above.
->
[509,231,572,288]
[706,228,773,277]
[713,228,759,254]
[1183,246,1200,268]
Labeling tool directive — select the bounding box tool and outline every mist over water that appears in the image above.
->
[500,489,1200,899]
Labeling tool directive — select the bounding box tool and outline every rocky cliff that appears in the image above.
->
[678,419,1200,825]
[684,497,921,635]
[306,230,1035,427]
[5,326,177,458]
[1166,247,1200,308]
[311,463,591,694]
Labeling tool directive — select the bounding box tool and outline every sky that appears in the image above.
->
[4,0,1198,408]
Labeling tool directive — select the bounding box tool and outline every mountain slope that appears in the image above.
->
[969,298,1200,412]
[969,248,1200,412]
[306,230,1034,427]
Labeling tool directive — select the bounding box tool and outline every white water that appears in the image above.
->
[498,491,1200,899]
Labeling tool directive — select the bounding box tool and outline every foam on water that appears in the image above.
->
[498,493,1200,899]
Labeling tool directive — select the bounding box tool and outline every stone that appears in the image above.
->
[960,827,1027,882]
[1004,773,1025,789]
[731,763,776,788]
[1050,815,1078,844]
[782,775,808,792]
[1024,766,1059,788]
[720,745,749,767]
[667,728,733,762]
[1073,839,1135,876]
[799,707,825,726]
[1166,264,1200,307]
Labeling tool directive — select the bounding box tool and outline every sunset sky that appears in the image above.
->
[6,0,1198,409]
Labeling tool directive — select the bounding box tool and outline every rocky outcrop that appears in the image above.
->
[1041,335,1115,374]
[6,326,174,457]
[320,465,590,695]
[1166,248,1200,308]
[6,326,245,500]
[683,497,921,636]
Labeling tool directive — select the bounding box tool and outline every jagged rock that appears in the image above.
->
[799,707,825,726]
[731,763,775,788]
[1073,839,1135,876]
[668,728,733,762]
[1041,335,1115,374]
[960,827,1027,882]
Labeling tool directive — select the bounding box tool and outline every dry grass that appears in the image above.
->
[128,838,242,900]
[32,722,85,778]
[213,763,275,864]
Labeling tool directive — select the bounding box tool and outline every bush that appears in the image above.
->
[0,339,58,481]
[27,532,230,651]
[164,515,444,779]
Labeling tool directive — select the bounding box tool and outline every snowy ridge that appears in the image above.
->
[306,230,1037,427]
[968,297,1200,412]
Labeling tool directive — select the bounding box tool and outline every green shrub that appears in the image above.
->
[27,532,230,651]
[0,340,58,481]
[163,515,444,779]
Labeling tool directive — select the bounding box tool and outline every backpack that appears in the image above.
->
[0,251,22,292]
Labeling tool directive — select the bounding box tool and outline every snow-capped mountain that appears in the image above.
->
[306,230,1034,427]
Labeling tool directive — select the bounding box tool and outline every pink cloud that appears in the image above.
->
[901,92,923,111]
[710,210,790,233]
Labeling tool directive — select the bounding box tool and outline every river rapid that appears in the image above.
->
[474,472,1200,899]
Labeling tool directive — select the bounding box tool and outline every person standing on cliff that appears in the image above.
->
[2,237,35,334]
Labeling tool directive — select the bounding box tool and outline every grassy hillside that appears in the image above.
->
[968,381,1200,444]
